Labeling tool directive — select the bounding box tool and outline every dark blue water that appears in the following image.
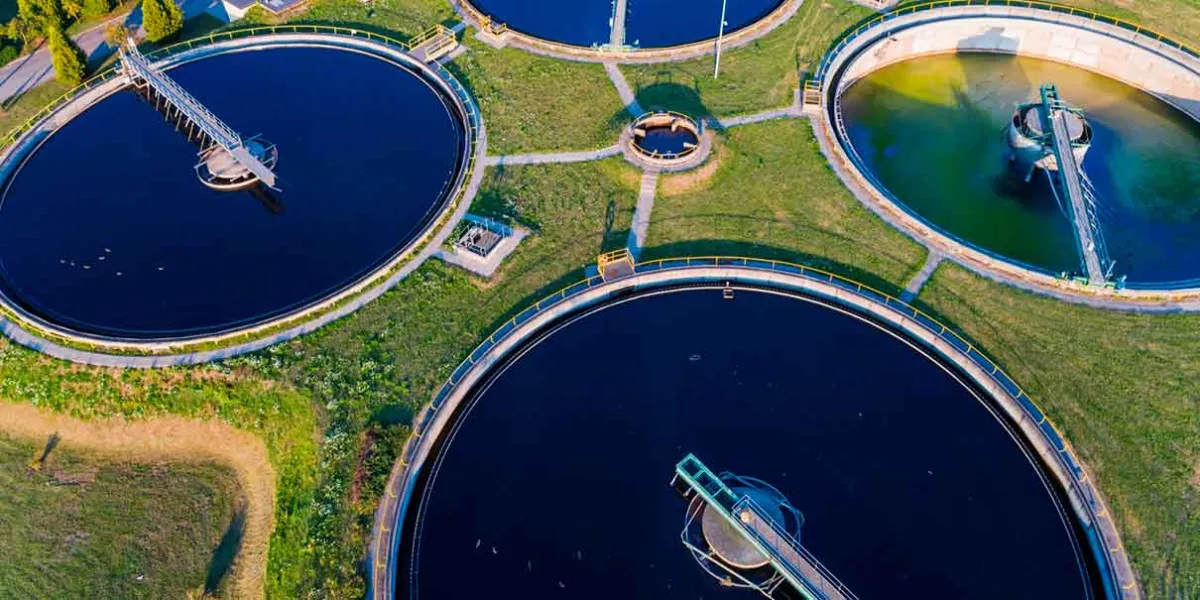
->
[467,0,782,48]
[627,0,782,49]
[635,127,697,155]
[0,47,465,338]
[403,289,1095,599]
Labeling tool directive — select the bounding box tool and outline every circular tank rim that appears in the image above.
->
[366,260,1139,600]
[812,3,1200,308]
[451,0,801,64]
[0,30,485,356]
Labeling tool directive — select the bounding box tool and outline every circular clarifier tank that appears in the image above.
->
[839,53,1200,286]
[466,0,783,49]
[400,288,1100,599]
[0,45,468,340]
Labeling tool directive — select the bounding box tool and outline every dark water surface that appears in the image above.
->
[467,0,782,48]
[635,127,697,155]
[841,53,1200,285]
[0,47,464,338]
[403,289,1095,599]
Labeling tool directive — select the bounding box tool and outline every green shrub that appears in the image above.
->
[0,44,19,67]
[46,24,85,86]
[81,0,114,19]
[141,0,181,43]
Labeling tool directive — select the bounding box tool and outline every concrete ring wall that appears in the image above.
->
[0,31,488,363]
[814,4,1200,307]
[367,261,1140,599]
[451,0,802,64]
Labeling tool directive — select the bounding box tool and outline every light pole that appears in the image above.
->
[713,0,728,79]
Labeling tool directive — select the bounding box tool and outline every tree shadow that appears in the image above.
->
[204,505,245,595]
[628,79,715,123]
[372,403,413,427]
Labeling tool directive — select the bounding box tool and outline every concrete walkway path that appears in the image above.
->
[900,252,944,302]
[484,144,621,166]
[627,169,658,256]
[609,0,628,48]
[0,0,217,108]
[604,62,643,117]
[717,92,803,129]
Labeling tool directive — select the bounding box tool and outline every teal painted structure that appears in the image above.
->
[673,454,858,600]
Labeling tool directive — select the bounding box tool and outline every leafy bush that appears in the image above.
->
[45,24,85,86]
[81,0,114,19]
[141,0,181,43]
[0,44,20,68]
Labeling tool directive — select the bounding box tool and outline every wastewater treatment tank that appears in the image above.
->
[397,287,1102,599]
[839,54,1200,286]
[465,0,784,49]
[0,43,470,340]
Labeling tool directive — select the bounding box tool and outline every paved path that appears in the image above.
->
[484,144,620,166]
[604,62,643,117]
[627,169,658,257]
[0,0,217,107]
[900,252,944,302]
[717,90,803,129]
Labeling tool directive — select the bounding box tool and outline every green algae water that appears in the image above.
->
[840,53,1200,285]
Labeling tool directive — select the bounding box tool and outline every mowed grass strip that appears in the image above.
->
[446,40,630,155]
[917,263,1200,600]
[0,434,241,598]
[643,118,927,291]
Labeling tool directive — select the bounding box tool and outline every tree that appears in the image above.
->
[61,0,82,20]
[141,0,181,43]
[104,21,130,48]
[81,0,113,18]
[46,23,85,85]
[6,17,35,47]
[16,0,62,32]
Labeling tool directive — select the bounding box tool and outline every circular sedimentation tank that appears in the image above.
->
[465,0,784,49]
[838,53,1200,286]
[0,42,471,341]
[397,287,1102,598]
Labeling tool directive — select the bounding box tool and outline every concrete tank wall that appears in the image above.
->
[833,11,1200,122]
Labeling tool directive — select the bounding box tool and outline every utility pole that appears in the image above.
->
[713,0,728,78]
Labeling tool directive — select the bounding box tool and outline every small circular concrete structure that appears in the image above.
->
[198,138,280,191]
[699,486,781,569]
[622,112,712,171]
[0,29,486,361]
[812,2,1200,309]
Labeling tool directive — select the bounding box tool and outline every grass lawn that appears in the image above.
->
[446,39,629,155]
[917,263,1200,599]
[0,339,320,598]
[644,118,927,291]
[620,0,871,118]
[0,434,241,598]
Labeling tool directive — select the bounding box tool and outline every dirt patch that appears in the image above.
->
[0,402,275,600]
[1192,459,1200,490]
[660,139,726,197]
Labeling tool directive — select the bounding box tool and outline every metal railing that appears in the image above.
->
[0,24,480,154]
[378,255,1134,598]
[810,0,1198,88]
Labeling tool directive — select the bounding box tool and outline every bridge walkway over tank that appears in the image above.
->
[673,454,858,600]
[117,40,277,188]
[1038,84,1107,285]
